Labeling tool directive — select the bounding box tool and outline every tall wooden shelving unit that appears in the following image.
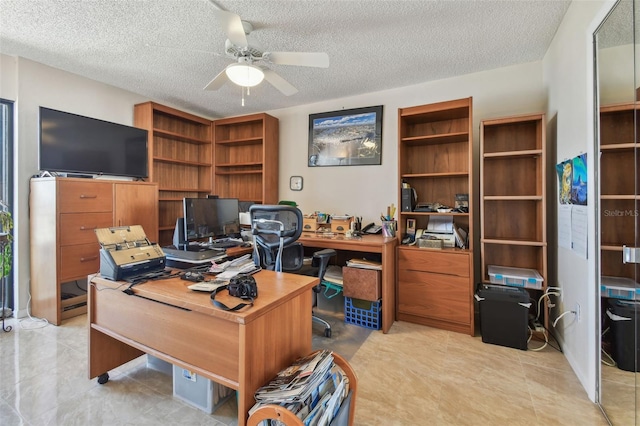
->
[212,113,279,204]
[396,97,475,336]
[600,102,639,285]
[134,102,213,247]
[480,113,547,326]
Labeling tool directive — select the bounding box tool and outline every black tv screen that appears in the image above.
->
[39,106,148,178]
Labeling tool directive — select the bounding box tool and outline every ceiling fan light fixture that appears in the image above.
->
[225,62,264,87]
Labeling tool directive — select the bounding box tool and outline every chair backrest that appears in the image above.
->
[249,204,304,272]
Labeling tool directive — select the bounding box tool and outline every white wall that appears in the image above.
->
[543,0,612,403]
[599,44,636,105]
[268,61,545,227]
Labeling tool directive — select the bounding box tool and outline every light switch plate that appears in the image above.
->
[290,176,303,191]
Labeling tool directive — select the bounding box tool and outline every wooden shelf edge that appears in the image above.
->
[601,195,639,200]
[153,157,211,167]
[215,171,263,176]
[61,293,88,308]
[215,136,263,145]
[401,172,468,179]
[158,187,211,193]
[600,101,640,113]
[216,162,263,167]
[483,195,543,201]
[480,112,545,126]
[601,143,637,150]
[399,211,469,217]
[397,245,472,254]
[401,131,468,145]
[483,149,542,158]
[482,239,546,247]
[601,245,627,252]
[137,101,213,125]
[153,128,210,145]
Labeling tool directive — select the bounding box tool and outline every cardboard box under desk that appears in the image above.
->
[342,266,381,301]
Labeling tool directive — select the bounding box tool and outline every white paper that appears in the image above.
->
[426,216,453,234]
[571,205,588,259]
[558,204,572,249]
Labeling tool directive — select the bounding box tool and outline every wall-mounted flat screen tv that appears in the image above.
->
[39,106,148,178]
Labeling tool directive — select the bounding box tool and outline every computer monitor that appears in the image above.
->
[182,197,241,242]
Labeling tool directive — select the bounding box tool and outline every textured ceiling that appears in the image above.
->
[0,0,572,119]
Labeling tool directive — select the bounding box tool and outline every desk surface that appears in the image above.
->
[298,232,397,333]
[299,232,395,251]
[88,270,318,426]
[123,269,316,324]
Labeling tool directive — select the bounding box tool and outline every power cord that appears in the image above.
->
[600,326,616,367]
[527,325,548,351]
[552,309,578,327]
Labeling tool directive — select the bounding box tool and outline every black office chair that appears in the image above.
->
[249,204,335,337]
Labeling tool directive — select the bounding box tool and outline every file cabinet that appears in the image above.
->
[30,177,158,324]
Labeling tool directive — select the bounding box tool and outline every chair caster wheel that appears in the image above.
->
[325,328,331,338]
[97,373,109,384]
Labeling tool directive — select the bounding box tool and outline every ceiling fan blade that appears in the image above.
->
[203,69,229,91]
[262,69,298,96]
[211,10,248,48]
[263,52,329,68]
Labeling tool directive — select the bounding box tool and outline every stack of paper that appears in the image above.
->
[250,350,350,426]
[346,258,382,270]
[208,254,260,278]
[323,265,343,286]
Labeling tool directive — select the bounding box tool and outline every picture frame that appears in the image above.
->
[308,105,383,167]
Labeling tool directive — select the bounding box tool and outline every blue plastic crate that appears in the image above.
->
[344,297,381,330]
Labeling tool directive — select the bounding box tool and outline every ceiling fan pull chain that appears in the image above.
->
[241,86,245,107]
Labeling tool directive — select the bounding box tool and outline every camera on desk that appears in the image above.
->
[229,274,258,300]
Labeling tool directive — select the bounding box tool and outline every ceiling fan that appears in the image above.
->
[204,9,329,96]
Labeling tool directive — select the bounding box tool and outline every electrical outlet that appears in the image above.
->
[575,302,581,322]
[534,323,545,333]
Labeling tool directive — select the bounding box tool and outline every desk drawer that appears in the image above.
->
[60,212,113,246]
[398,248,470,277]
[60,243,101,281]
[59,180,113,213]
[397,269,470,324]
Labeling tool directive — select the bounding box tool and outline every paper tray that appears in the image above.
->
[488,265,543,290]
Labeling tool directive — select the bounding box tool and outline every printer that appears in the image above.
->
[95,225,166,281]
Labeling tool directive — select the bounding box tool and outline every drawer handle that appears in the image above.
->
[80,256,98,262]
[79,226,96,231]
[79,194,98,199]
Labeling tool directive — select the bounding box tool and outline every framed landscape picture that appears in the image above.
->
[308,105,383,167]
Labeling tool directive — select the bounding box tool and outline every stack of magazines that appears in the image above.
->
[250,349,350,426]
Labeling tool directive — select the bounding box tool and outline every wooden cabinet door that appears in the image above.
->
[113,183,159,242]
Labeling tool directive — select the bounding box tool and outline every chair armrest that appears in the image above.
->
[312,248,337,281]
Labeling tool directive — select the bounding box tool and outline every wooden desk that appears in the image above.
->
[88,270,318,426]
[298,233,397,333]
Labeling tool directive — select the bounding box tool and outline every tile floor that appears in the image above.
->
[0,310,611,425]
